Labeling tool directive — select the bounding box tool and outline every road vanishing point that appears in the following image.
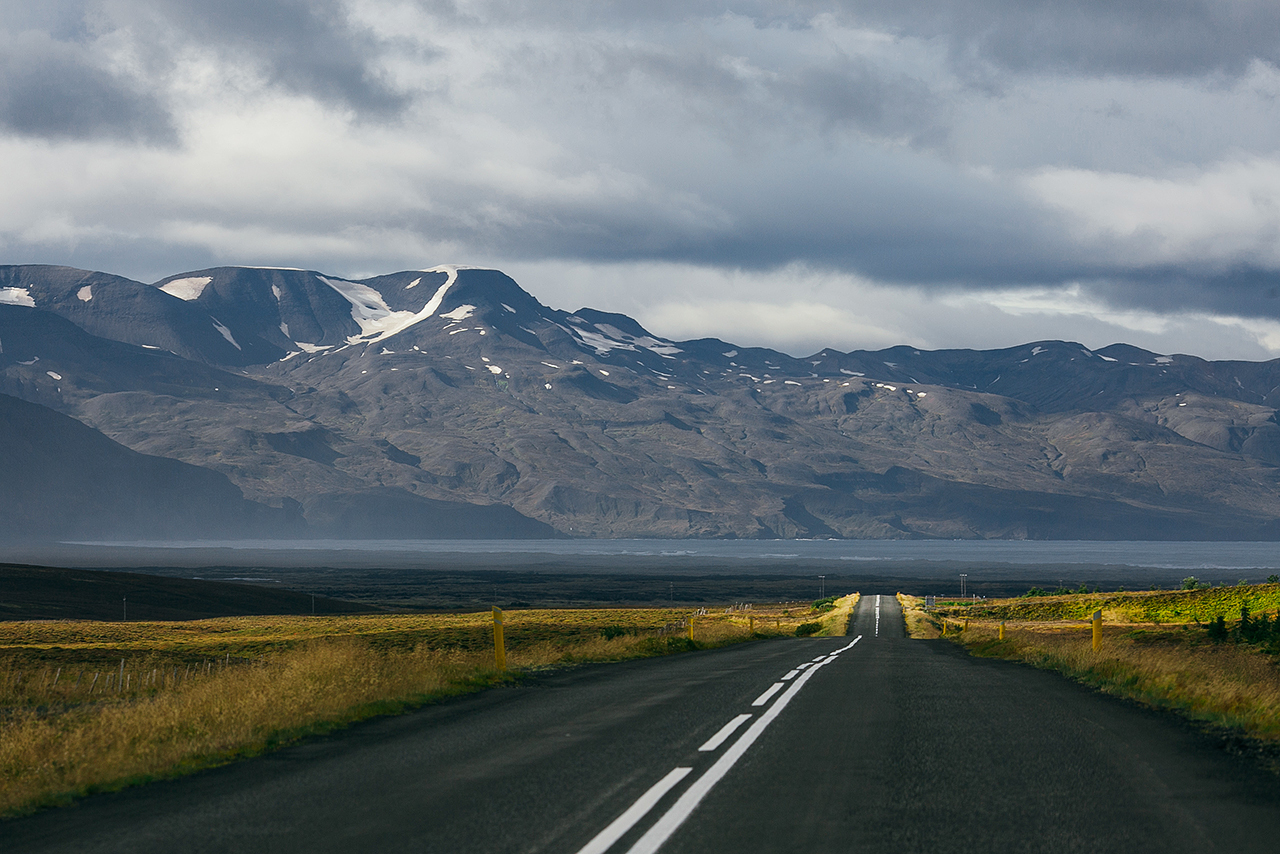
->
[7,595,1280,853]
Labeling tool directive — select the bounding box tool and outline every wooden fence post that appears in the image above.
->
[492,606,507,671]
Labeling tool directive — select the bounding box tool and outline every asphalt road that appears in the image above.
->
[7,596,1280,853]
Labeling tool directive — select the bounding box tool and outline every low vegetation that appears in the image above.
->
[0,596,855,818]
[957,583,1280,625]
[801,593,858,637]
[898,584,1280,742]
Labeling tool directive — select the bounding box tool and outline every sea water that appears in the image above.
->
[64,538,1280,571]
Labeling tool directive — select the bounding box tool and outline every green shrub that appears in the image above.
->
[795,622,823,637]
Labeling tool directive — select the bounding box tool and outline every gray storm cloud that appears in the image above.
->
[0,29,174,143]
[2,1,1280,355]
[131,0,413,118]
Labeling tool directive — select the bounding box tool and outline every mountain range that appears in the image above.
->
[2,263,1279,541]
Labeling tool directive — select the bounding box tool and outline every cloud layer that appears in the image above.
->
[2,1,1280,358]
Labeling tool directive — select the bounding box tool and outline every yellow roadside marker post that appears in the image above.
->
[1092,609,1102,652]
[492,606,506,671]
[999,621,1005,641]
[749,615,755,634]
[688,616,694,642]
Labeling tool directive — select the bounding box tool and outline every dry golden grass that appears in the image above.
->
[0,602,830,817]
[897,594,940,639]
[0,641,491,817]
[814,594,859,636]
[898,593,1280,741]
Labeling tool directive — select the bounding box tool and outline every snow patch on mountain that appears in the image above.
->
[271,286,282,300]
[595,323,683,357]
[160,277,212,301]
[441,304,476,321]
[212,319,242,350]
[0,287,35,307]
[46,371,62,380]
[569,326,631,355]
[319,266,472,345]
[77,286,93,302]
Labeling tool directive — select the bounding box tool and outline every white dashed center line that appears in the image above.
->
[576,635,864,854]
[697,714,753,752]
[751,682,785,707]
[624,636,863,854]
[575,767,693,854]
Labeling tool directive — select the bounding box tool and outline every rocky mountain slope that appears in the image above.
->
[3,263,1279,540]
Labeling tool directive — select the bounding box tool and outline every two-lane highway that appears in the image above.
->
[6,595,1280,853]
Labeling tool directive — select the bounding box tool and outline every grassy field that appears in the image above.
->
[0,594,856,818]
[949,583,1280,625]
[899,586,1280,744]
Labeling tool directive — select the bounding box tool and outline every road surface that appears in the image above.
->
[6,595,1280,853]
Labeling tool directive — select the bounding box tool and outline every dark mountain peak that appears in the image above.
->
[432,267,563,334]
[2,264,263,367]
[0,264,145,297]
[354,269,450,312]
[10,260,1280,541]
[1095,342,1170,365]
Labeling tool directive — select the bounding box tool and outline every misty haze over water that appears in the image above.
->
[58,539,1280,572]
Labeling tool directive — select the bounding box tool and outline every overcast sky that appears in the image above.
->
[3,1,1280,359]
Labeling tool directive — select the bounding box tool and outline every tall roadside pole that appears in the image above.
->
[492,606,507,671]
[1092,609,1103,652]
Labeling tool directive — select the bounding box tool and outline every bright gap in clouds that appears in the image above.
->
[504,260,1280,362]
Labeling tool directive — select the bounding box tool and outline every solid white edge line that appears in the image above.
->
[698,714,753,752]
[751,682,785,707]
[625,636,862,854]
[573,767,693,854]
[780,669,800,681]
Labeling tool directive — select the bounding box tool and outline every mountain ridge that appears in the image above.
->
[3,262,1279,541]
